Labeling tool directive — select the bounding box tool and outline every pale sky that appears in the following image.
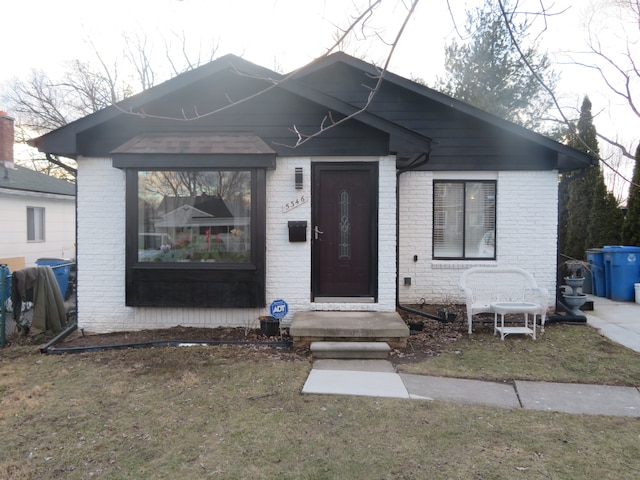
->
[1,0,454,81]
[0,0,614,115]
[1,0,637,193]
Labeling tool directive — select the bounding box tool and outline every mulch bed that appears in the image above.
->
[7,304,496,363]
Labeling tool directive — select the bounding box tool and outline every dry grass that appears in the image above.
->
[397,322,640,386]
[0,333,639,479]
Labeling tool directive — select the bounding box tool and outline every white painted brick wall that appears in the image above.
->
[77,156,396,333]
[376,157,397,311]
[265,156,312,324]
[398,170,558,308]
[76,157,133,332]
[78,158,558,332]
[267,156,396,324]
[78,158,265,333]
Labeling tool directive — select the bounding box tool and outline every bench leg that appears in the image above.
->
[524,313,537,340]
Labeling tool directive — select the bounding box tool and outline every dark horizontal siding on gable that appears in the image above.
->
[298,63,560,171]
[33,53,591,171]
[77,72,391,158]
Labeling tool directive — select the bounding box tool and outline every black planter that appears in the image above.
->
[408,321,424,332]
[260,316,280,336]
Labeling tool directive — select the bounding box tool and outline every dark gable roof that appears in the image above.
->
[31,54,430,159]
[291,52,594,172]
[0,164,75,196]
[29,55,276,157]
[29,52,592,172]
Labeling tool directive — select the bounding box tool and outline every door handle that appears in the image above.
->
[314,226,324,240]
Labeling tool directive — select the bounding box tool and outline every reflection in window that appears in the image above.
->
[339,189,351,259]
[138,171,251,263]
[433,181,496,259]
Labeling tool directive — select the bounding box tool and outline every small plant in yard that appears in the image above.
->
[437,306,458,323]
[562,258,590,278]
[435,295,464,322]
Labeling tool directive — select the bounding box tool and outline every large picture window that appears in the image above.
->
[433,181,496,259]
[116,133,272,308]
[124,167,266,308]
[138,170,251,263]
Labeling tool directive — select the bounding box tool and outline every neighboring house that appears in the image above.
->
[29,54,592,333]
[0,112,75,271]
[140,194,247,261]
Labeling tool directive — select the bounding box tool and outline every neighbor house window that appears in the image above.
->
[433,181,496,259]
[27,206,45,242]
[137,170,251,263]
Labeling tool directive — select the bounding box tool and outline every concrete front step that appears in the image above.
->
[290,311,409,348]
[310,341,391,359]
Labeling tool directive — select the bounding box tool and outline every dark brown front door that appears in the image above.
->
[312,163,378,299]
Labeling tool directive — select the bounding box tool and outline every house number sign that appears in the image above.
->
[282,194,308,213]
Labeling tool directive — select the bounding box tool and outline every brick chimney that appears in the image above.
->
[0,111,15,170]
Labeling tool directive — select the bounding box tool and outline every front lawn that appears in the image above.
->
[1,326,639,479]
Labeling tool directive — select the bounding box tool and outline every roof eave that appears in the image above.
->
[294,53,592,168]
[28,54,281,156]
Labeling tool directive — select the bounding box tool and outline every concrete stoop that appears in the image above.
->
[310,341,391,359]
[290,311,409,349]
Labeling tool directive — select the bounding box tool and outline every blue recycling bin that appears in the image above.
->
[602,246,640,301]
[36,258,72,298]
[586,248,605,297]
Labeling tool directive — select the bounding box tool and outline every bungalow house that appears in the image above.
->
[29,53,592,334]
[0,112,76,271]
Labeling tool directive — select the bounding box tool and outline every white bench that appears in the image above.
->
[459,267,549,334]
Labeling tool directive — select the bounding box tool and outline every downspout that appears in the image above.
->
[395,150,444,322]
[40,333,292,354]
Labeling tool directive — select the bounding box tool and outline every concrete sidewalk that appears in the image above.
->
[302,296,640,417]
[585,294,640,353]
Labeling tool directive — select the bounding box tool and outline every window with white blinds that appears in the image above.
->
[433,181,496,259]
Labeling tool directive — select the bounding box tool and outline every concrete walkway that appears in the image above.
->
[585,294,640,353]
[302,295,640,417]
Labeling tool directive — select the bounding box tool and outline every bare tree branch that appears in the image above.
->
[497,0,638,188]
[276,0,420,149]
[116,0,420,151]
[122,31,156,90]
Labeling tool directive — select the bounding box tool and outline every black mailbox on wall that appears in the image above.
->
[288,221,307,242]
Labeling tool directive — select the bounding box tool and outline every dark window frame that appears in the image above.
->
[432,180,497,261]
[123,166,266,308]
